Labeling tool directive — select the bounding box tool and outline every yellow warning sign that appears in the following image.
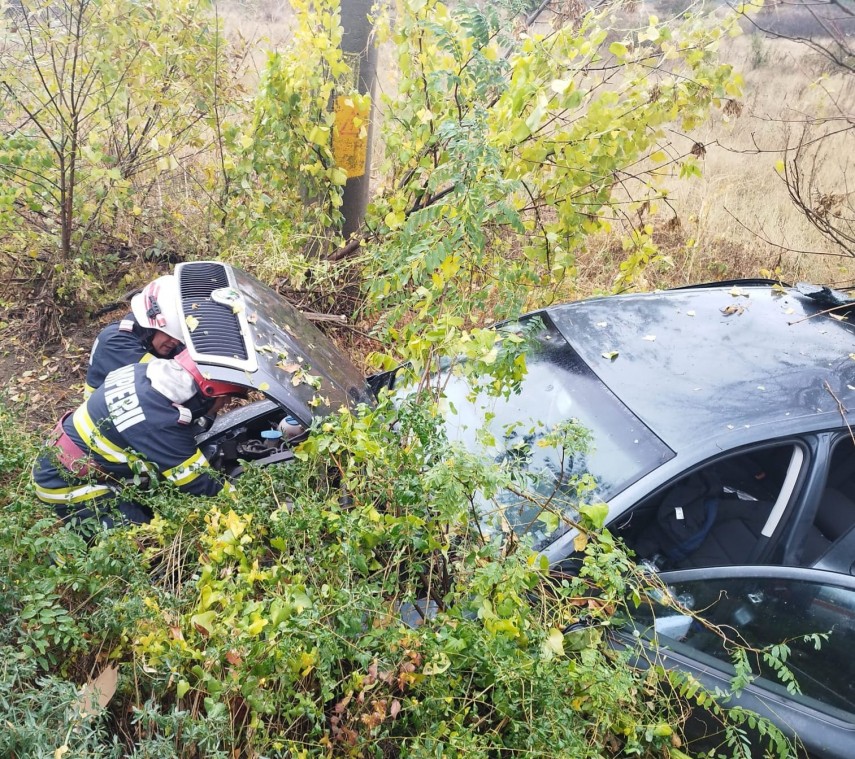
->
[333,95,370,179]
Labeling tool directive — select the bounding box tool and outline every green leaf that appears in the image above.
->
[579,502,609,529]
[609,41,628,58]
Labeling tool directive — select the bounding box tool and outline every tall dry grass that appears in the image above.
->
[655,32,855,288]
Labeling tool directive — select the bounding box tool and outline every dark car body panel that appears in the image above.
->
[179,272,855,582]
[175,261,373,425]
[535,285,855,566]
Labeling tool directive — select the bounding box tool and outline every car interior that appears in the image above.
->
[612,445,798,570]
[802,438,855,568]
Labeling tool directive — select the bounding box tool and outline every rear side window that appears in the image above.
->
[804,437,855,566]
[631,573,855,721]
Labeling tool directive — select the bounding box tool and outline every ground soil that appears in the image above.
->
[0,309,120,430]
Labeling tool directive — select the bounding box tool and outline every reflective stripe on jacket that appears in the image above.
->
[34,363,229,505]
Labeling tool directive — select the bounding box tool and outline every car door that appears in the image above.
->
[620,565,855,758]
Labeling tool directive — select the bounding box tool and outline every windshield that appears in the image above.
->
[439,313,673,545]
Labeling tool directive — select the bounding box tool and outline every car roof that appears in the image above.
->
[542,282,855,453]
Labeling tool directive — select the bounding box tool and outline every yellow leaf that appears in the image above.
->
[541,628,565,660]
[775,159,785,174]
[185,315,199,332]
[191,610,216,636]
[308,125,328,145]
[573,532,588,552]
[225,510,246,539]
[246,617,269,636]
[385,210,405,229]
[609,41,628,58]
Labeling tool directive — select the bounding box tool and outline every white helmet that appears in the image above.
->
[130,275,183,342]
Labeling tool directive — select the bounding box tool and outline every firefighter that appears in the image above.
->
[33,350,245,529]
[84,275,184,398]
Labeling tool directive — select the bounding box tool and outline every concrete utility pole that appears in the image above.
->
[335,0,378,241]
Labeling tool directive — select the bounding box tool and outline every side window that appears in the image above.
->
[632,575,855,720]
[614,445,799,570]
[803,438,855,566]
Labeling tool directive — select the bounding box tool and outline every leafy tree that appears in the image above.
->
[0,0,234,329]
[356,0,743,371]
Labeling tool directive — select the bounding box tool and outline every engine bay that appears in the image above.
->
[196,399,305,472]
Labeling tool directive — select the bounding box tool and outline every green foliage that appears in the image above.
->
[0,2,803,757]
[356,0,744,376]
[0,0,235,316]
[0,396,799,757]
[219,0,360,287]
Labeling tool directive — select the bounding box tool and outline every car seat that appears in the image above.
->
[802,487,855,564]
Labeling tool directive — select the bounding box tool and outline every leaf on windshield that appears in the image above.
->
[602,350,619,360]
[721,304,745,316]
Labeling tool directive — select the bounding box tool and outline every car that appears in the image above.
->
[172,261,855,755]
[619,564,855,758]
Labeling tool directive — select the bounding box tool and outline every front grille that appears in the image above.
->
[178,262,249,362]
[179,262,229,299]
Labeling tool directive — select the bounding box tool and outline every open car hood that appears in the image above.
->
[173,261,372,424]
